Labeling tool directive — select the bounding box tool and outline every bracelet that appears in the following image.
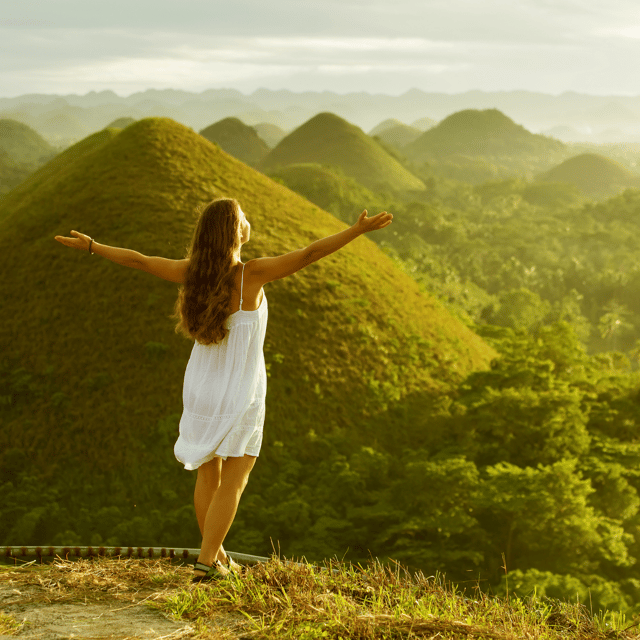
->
[88,238,93,254]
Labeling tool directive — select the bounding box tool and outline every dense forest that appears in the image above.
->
[3,111,640,616]
[375,182,640,355]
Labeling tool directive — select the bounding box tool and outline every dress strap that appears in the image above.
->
[239,263,245,311]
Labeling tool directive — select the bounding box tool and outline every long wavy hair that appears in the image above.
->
[174,198,242,345]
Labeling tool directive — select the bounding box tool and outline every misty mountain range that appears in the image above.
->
[3,88,640,147]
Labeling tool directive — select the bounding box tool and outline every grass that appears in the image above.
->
[0,611,26,635]
[266,163,382,224]
[199,118,270,167]
[155,557,638,640]
[0,119,56,164]
[2,556,637,639]
[537,153,638,195]
[262,112,425,192]
[405,109,565,160]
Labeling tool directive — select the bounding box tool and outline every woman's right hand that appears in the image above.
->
[352,209,393,234]
[54,230,92,252]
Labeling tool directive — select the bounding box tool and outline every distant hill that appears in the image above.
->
[536,153,639,195]
[0,118,494,546]
[262,112,425,192]
[542,125,587,143]
[0,119,56,165]
[410,117,437,131]
[0,128,121,216]
[106,117,136,129]
[37,111,88,144]
[8,88,640,143]
[369,119,405,136]
[0,152,32,194]
[253,122,287,148]
[268,163,380,223]
[581,102,640,127]
[200,117,270,166]
[405,109,566,163]
[374,123,422,149]
[0,119,58,193]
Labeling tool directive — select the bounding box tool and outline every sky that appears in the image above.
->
[3,0,640,98]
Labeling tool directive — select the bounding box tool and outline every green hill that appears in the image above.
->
[536,152,639,195]
[411,116,437,131]
[0,117,493,548]
[369,118,405,136]
[261,112,425,193]
[200,117,269,166]
[253,122,287,148]
[0,128,121,219]
[268,162,381,223]
[0,151,32,194]
[106,117,136,129]
[374,123,422,149]
[37,110,88,144]
[0,119,56,165]
[405,109,565,163]
[0,119,59,193]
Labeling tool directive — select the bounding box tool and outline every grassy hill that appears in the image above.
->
[0,119,56,165]
[411,116,437,131]
[536,152,639,195]
[369,119,423,148]
[0,117,493,548]
[261,112,425,193]
[369,118,405,136]
[374,123,422,149]
[199,117,269,166]
[0,119,59,194]
[37,110,88,145]
[253,122,287,148]
[106,117,136,129]
[267,162,381,223]
[405,109,565,163]
[0,151,34,195]
[0,128,121,219]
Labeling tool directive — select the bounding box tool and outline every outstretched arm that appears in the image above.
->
[248,209,393,284]
[54,230,188,283]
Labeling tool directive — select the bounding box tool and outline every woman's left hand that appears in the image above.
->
[54,230,93,252]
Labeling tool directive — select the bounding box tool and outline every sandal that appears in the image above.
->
[192,560,230,583]
[222,554,242,573]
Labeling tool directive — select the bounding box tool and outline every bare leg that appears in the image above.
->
[195,458,221,535]
[195,454,256,573]
[194,457,230,563]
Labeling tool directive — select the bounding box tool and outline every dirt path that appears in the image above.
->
[0,560,248,639]
[1,582,193,638]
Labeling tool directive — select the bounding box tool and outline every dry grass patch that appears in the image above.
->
[1,556,188,605]
[1,557,638,639]
[0,610,26,635]
[154,557,638,639]
[0,557,247,638]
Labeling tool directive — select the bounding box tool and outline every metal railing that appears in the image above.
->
[3,545,270,565]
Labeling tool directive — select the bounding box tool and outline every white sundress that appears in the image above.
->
[174,263,268,469]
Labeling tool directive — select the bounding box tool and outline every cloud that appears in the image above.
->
[0,30,474,95]
[2,0,640,96]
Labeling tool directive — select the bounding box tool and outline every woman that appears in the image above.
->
[55,198,393,581]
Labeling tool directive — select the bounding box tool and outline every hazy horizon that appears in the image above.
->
[4,86,640,101]
[3,0,640,98]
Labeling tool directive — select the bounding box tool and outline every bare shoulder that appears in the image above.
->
[244,257,267,275]
[244,250,308,285]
